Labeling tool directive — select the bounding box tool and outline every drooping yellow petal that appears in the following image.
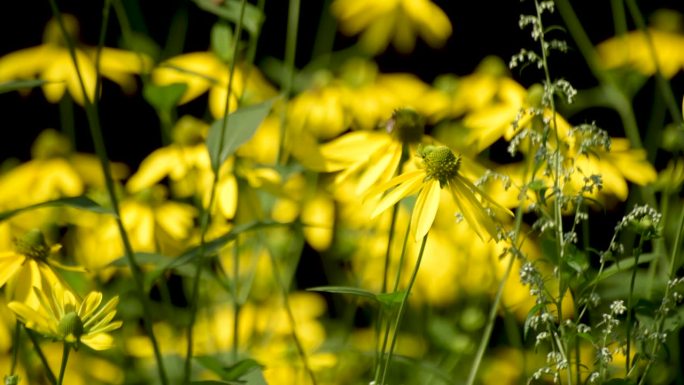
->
[126,147,179,192]
[81,333,115,350]
[0,253,25,287]
[8,301,51,334]
[449,176,499,241]
[369,170,424,219]
[79,291,103,320]
[411,179,441,241]
[355,141,402,195]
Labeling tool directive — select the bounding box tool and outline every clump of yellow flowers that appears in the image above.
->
[0,4,676,385]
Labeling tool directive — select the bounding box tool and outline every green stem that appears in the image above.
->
[58,92,75,148]
[379,233,429,385]
[311,0,336,64]
[609,0,627,37]
[232,235,241,361]
[10,323,20,375]
[57,344,70,385]
[183,0,248,381]
[47,2,168,384]
[626,236,644,374]
[268,227,319,385]
[25,329,56,385]
[277,0,301,165]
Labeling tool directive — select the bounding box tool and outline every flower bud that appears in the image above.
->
[59,311,84,344]
[387,108,425,144]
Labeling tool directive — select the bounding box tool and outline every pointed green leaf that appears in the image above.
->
[211,22,235,62]
[143,83,188,111]
[0,79,49,94]
[0,196,113,222]
[307,286,379,302]
[376,291,406,308]
[206,98,275,172]
[193,0,263,36]
[195,356,263,382]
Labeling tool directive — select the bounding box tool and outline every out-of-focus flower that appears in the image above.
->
[0,129,127,209]
[597,28,684,78]
[332,0,452,54]
[570,138,656,201]
[368,145,511,241]
[0,15,151,104]
[9,281,121,350]
[151,52,276,118]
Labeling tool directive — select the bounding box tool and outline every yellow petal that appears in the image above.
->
[79,291,103,320]
[370,170,424,219]
[411,179,441,241]
[302,193,335,251]
[449,176,498,241]
[127,147,179,192]
[82,332,115,350]
[355,141,402,195]
[0,254,25,287]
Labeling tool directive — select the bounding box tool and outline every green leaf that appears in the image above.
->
[211,22,235,62]
[0,196,113,222]
[195,356,263,382]
[307,286,405,308]
[523,303,545,340]
[307,286,379,302]
[376,291,406,309]
[206,98,275,172]
[193,0,263,36]
[109,252,171,268]
[143,83,188,111]
[223,358,264,380]
[0,79,49,94]
[590,253,657,285]
[189,381,240,385]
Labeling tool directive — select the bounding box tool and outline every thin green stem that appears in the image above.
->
[610,0,627,37]
[268,227,319,385]
[47,2,168,384]
[232,235,241,361]
[10,323,20,375]
[183,0,248,381]
[57,344,70,385]
[58,92,75,148]
[277,0,301,165]
[311,0,336,64]
[626,236,644,374]
[379,233,429,385]
[25,329,56,385]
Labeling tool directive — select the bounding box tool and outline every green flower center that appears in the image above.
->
[388,108,425,144]
[419,145,461,187]
[15,229,50,260]
[58,311,84,344]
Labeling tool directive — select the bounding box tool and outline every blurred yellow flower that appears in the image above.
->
[368,145,511,242]
[597,28,684,78]
[0,15,151,104]
[151,52,276,118]
[332,0,452,54]
[9,281,121,350]
[0,129,127,209]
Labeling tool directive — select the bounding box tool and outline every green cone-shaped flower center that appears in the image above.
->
[15,229,50,260]
[388,108,425,144]
[59,311,84,343]
[420,145,461,187]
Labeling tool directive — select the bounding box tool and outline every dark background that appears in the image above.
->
[0,0,681,167]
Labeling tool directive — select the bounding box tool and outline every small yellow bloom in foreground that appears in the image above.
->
[0,228,63,307]
[368,145,511,242]
[332,0,452,54]
[9,281,122,350]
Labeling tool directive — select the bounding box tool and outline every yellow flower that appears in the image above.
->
[151,52,276,118]
[8,282,122,350]
[597,28,684,78]
[368,145,511,241]
[332,0,452,54]
[569,138,657,201]
[0,228,64,307]
[0,129,127,209]
[0,15,151,104]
